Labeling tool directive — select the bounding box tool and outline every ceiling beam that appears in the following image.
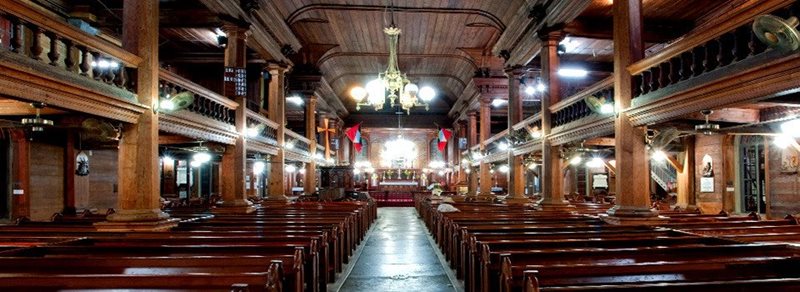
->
[564,17,693,43]
[683,108,760,124]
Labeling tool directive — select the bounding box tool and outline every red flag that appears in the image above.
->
[437,128,452,153]
[346,122,363,153]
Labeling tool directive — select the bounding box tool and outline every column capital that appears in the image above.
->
[267,63,291,75]
[467,111,479,117]
[221,21,252,39]
[479,96,493,106]
[503,66,526,79]
[538,25,566,44]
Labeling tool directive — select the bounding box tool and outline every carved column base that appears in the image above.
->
[505,197,532,205]
[95,209,178,232]
[265,195,290,201]
[599,206,667,225]
[213,199,256,214]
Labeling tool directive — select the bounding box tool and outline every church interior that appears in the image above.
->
[2,0,800,291]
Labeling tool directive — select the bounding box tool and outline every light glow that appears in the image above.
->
[285,164,297,173]
[350,87,367,102]
[652,150,668,162]
[525,85,536,95]
[497,142,509,151]
[775,135,795,149]
[569,156,583,166]
[498,164,510,173]
[492,98,507,107]
[600,103,615,114]
[193,152,212,163]
[287,96,304,106]
[419,86,436,101]
[781,119,800,137]
[253,161,266,174]
[161,156,174,165]
[586,157,604,168]
[190,160,201,168]
[558,68,588,78]
[246,126,260,137]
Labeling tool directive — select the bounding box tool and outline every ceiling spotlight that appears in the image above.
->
[780,118,800,137]
[492,98,507,107]
[558,68,588,78]
[652,150,668,162]
[775,135,795,149]
[287,96,304,106]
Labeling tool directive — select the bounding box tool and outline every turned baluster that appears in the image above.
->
[691,47,704,77]
[10,17,24,54]
[658,62,669,89]
[678,51,691,80]
[668,58,679,85]
[732,26,748,62]
[29,26,44,60]
[639,72,649,95]
[114,66,127,88]
[647,67,658,93]
[63,40,76,72]
[79,46,91,76]
[91,52,102,80]
[104,59,116,84]
[46,32,60,66]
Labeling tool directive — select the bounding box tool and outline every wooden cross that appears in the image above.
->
[317,118,337,160]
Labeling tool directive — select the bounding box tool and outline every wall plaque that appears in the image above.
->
[224,67,247,97]
[700,177,714,193]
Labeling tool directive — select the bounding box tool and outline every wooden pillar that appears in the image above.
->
[217,23,253,212]
[10,130,29,220]
[677,136,697,209]
[267,64,289,200]
[606,0,660,222]
[456,120,468,185]
[479,97,492,196]
[304,96,317,195]
[540,29,571,207]
[506,67,527,203]
[63,130,77,215]
[467,112,479,196]
[103,0,172,227]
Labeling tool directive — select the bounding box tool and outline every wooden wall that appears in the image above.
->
[29,142,63,221]
[694,134,727,214]
[75,150,118,212]
[768,142,800,219]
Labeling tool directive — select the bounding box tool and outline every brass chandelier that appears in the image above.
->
[349,2,436,114]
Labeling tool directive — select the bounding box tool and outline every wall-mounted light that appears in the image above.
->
[774,135,795,149]
[285,164,297,173]
[285,141,295,150]
[497,141,510,151]
[780,118,800,137]
[600,103,615,114]
[651,150,667,162]
[569,155,583,166]
[287,95,304,106]
[492,98,507,107]
[498,164,510,173]
[586,157,604,168]
[161,156,174,165]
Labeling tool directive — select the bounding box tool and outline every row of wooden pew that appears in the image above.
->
[415,196,800,292]
[0,200,376,291]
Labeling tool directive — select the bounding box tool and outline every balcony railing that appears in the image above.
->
[628,0,791,104]
[0,1,140,95]
[551,77,614,128]
[246,109,279,146]
[159,69,237,125]
[285,129,310,155]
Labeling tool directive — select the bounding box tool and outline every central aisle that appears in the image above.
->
[338,207,457,291]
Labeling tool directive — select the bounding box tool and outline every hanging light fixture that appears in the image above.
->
[349,1,435,114]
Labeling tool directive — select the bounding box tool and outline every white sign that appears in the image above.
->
[700,177,714,193]
[592,174,609,189]
[12,189,23,195]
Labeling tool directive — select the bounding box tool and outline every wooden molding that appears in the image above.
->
[159,111,239,145]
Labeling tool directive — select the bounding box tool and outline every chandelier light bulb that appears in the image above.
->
[569,155,583,166]
[419,86,435,102]
[465,168,471,173]
[350,86,367,102]
[366,79,386,103]
[404,83,419,94]
[537,82,546,92]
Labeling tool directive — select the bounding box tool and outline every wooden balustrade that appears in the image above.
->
[550,77,614,128]
[285,129,311,155]
[627,0,792,101]
[246,109,280,145]
[0,1,140,93]
[159,69,237,125]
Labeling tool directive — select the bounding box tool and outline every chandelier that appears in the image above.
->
[349,3,436,114]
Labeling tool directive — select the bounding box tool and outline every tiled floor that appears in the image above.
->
[339,207,456,292]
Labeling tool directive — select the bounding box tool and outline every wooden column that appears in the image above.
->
[304,96,317,195]
[217,23,253,212]
[677,136,697,209]
[267,64,289,200]
[540,30,571,207]
[479,97,492,196]
[102,0,173,228]
[506,67,527,203]
[63,130,77,215]
[10,130,30,220]
[467,112,479,196]
[456,120,468,185]
[605,0,660,222]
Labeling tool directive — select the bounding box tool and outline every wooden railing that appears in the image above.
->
[628,0,792,101]
[0,1,141,93]
[512,112,542,131]
[550,77,614,128]
[159,69,237,125]
[285,129,310,155]
[246,109,279,145]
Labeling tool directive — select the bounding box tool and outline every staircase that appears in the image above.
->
[651,162,677,192]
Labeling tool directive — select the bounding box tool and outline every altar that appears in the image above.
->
[374,168,423,192]
[378,180,420,192]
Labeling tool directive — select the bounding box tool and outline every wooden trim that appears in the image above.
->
[550,77,614,112]
[483,129,509,146]
[247,138,280,156]
[285,128,310,144]
[512,113,541,131]
[246,109,280,129]
[0,0,142,67]
[159,69,239,109]
[159,112,239,145]
[627,0,793,75]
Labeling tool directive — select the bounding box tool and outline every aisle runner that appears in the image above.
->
[338,208,456,291]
